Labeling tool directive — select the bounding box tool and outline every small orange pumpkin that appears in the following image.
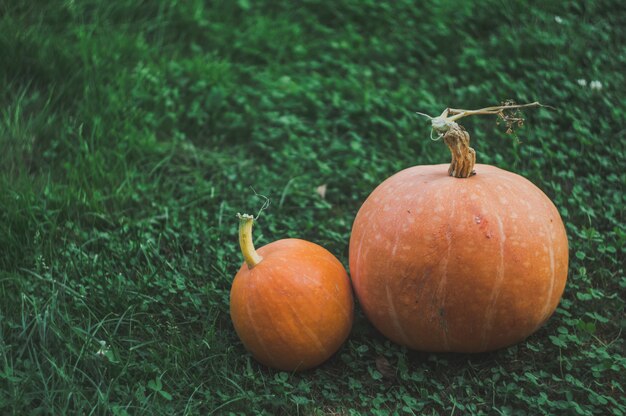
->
[230,214,354,371]
[349,104,569,352]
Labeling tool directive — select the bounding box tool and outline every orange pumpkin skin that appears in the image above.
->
[349,164,569,353]
[230,238,354,371]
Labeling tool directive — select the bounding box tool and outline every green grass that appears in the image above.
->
[1,0,624,414]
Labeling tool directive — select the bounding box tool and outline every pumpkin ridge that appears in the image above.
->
[356,209,378,293]
[351,214,368,288]
[436,193,456,350]
[538,195,557,323]
[256,268,313,368]
[494,171,563,327]
[246,276,277,365]
[283,298,329,358]
[480,200,507,350]
[289,263,352,323]
[385,283,411,346]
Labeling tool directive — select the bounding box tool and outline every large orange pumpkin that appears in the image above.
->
[349,105,569,352]
[230,214,354,371]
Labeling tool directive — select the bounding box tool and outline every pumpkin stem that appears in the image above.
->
[416,101,550,178]
[443,123,476,178]
[238,213,263,269]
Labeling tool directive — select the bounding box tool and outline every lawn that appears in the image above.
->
[1,0,624,414]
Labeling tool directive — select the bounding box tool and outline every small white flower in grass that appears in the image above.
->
[577,79,587,87]
[96,340,109,357]
[589,80,603,90]
[554,16,563,24]
[316,184,327,199]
